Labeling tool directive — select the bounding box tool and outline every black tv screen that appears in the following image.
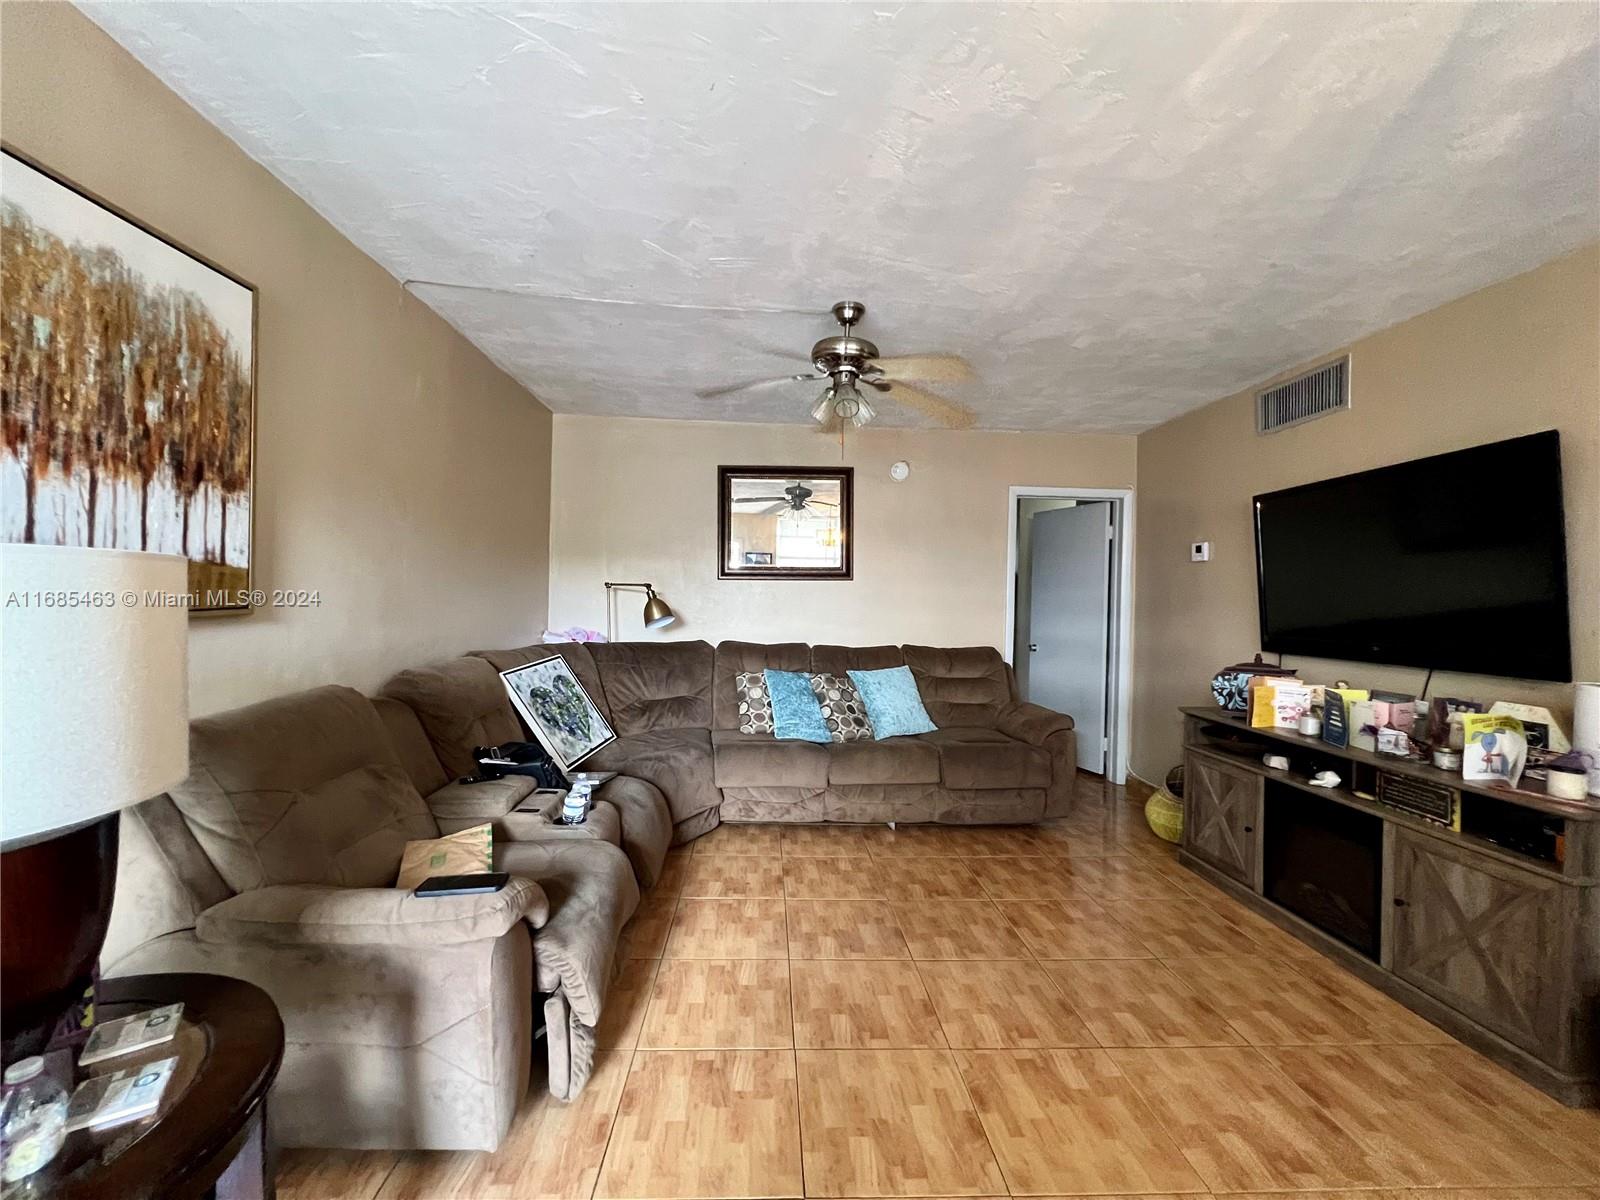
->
[1253,431,1571,681]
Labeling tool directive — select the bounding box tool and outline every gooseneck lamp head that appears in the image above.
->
[604,581,677,635]
[642,588,677,630]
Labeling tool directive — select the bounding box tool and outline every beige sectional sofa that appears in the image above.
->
[104,682,665,1151]
[479,639,1079,831]
[103,636,1076,1153]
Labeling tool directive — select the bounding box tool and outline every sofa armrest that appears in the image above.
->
[426,775,539,823]
[195,879,549,948]
[997,701,1075,746]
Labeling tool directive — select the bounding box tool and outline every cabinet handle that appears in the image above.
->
[1393,897,1408,907]
[1242,825,1253,833]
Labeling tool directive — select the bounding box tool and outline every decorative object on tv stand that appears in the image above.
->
[603,580,676,639]
[2,150,258,613]
[498,656,618,774]
[0,546,189,1074]
[1211,654,1295,711]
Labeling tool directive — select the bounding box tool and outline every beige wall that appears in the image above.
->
[2,4,553,715]
[1131,245,1600,781]
[549,415,1135,647]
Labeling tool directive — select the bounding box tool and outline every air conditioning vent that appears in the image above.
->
[1256,356,1350,434]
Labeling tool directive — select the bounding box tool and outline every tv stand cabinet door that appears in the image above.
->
[1183,751,1262,889]
[1389,828,1577,1068]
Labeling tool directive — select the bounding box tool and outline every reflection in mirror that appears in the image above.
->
[718,468,853,580]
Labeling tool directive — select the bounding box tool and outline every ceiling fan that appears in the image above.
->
[732,481,839,516]
[697,301,977,432]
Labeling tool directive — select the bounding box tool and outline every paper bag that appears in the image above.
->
[396,823,493,890]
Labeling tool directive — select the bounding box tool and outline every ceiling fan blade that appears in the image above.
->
[695,373,818,400]
[733,495,791,503]
[870,354,975,385]
[882,381,978,429]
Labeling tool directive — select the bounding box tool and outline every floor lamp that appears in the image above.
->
[0,545,190,1062]
[603,582,677,641]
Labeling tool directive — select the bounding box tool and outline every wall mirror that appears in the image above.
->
[718,466,853,580]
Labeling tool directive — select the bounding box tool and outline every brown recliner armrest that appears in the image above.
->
[195,879,549,948]
[996,701,1076,746]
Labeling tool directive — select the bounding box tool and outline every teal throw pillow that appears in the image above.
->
[764,668,830,743]
[847,665,937,738]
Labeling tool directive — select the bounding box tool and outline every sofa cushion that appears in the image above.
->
[903,645,1016,728]
[586,727,720,833]
[713,641,811,729]
[380,657,523,779]
[472,643,613,724]
[849,665,937,738]
[920,727,1051,790]
[808,672,875,742]
[104,795,234,968]
[810,644,906,675]
[169,685,438,893]
[734,671,776,735]
[589,641,713,734]
[494,840,640,1026]
[826,739,940,786]
[195,879,550,948]
[371,696,451,796]
[767,669,830,743]
[713,729,829,789]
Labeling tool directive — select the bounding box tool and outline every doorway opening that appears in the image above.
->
[1004,487,1134,785]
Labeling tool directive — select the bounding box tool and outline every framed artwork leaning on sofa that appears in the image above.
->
[500,655,617,772]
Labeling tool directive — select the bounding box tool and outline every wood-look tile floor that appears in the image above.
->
[279,776,1600,1200]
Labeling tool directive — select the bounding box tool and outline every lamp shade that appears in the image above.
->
[0,545,189,850]
[643,589,677,630]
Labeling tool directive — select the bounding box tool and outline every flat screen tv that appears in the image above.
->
[1253,431,1571,681]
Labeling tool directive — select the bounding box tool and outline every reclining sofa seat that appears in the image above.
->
[469,640,724,845]
[709,641,1077,823]
[378,655,673,882]
[103,684,640,1153]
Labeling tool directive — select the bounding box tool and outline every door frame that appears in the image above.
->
[1004,486,1135,785]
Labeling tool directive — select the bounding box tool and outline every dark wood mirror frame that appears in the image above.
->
[718,465,854,580]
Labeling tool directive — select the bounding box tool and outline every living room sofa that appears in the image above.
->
[475,639,1079,830]
[103,683,656,1151]
[103,636,1075,1151]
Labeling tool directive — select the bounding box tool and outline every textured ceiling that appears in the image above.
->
[82,2,1599,433]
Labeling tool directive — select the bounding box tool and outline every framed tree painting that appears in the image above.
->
[1,147,257,612]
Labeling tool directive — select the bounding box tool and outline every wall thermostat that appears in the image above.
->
[1191,541,1211,562]
[889,461,910,482]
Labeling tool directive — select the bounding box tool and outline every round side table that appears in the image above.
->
[5,973,283,1200]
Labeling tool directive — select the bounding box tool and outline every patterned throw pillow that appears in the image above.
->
[734,671,775,736]
[808,672,876,742]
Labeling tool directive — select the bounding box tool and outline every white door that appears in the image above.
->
[1026,503,1113,774]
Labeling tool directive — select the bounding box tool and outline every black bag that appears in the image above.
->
[466,742,565,789]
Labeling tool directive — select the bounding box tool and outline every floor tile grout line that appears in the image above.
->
[784,891,809,1200]
[587,1041,639,1200]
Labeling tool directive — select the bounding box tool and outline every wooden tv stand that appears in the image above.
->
[1178,705,1599,1107]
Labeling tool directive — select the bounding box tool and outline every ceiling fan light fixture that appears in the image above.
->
[824,374,874,427]
[812,388,834,424]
